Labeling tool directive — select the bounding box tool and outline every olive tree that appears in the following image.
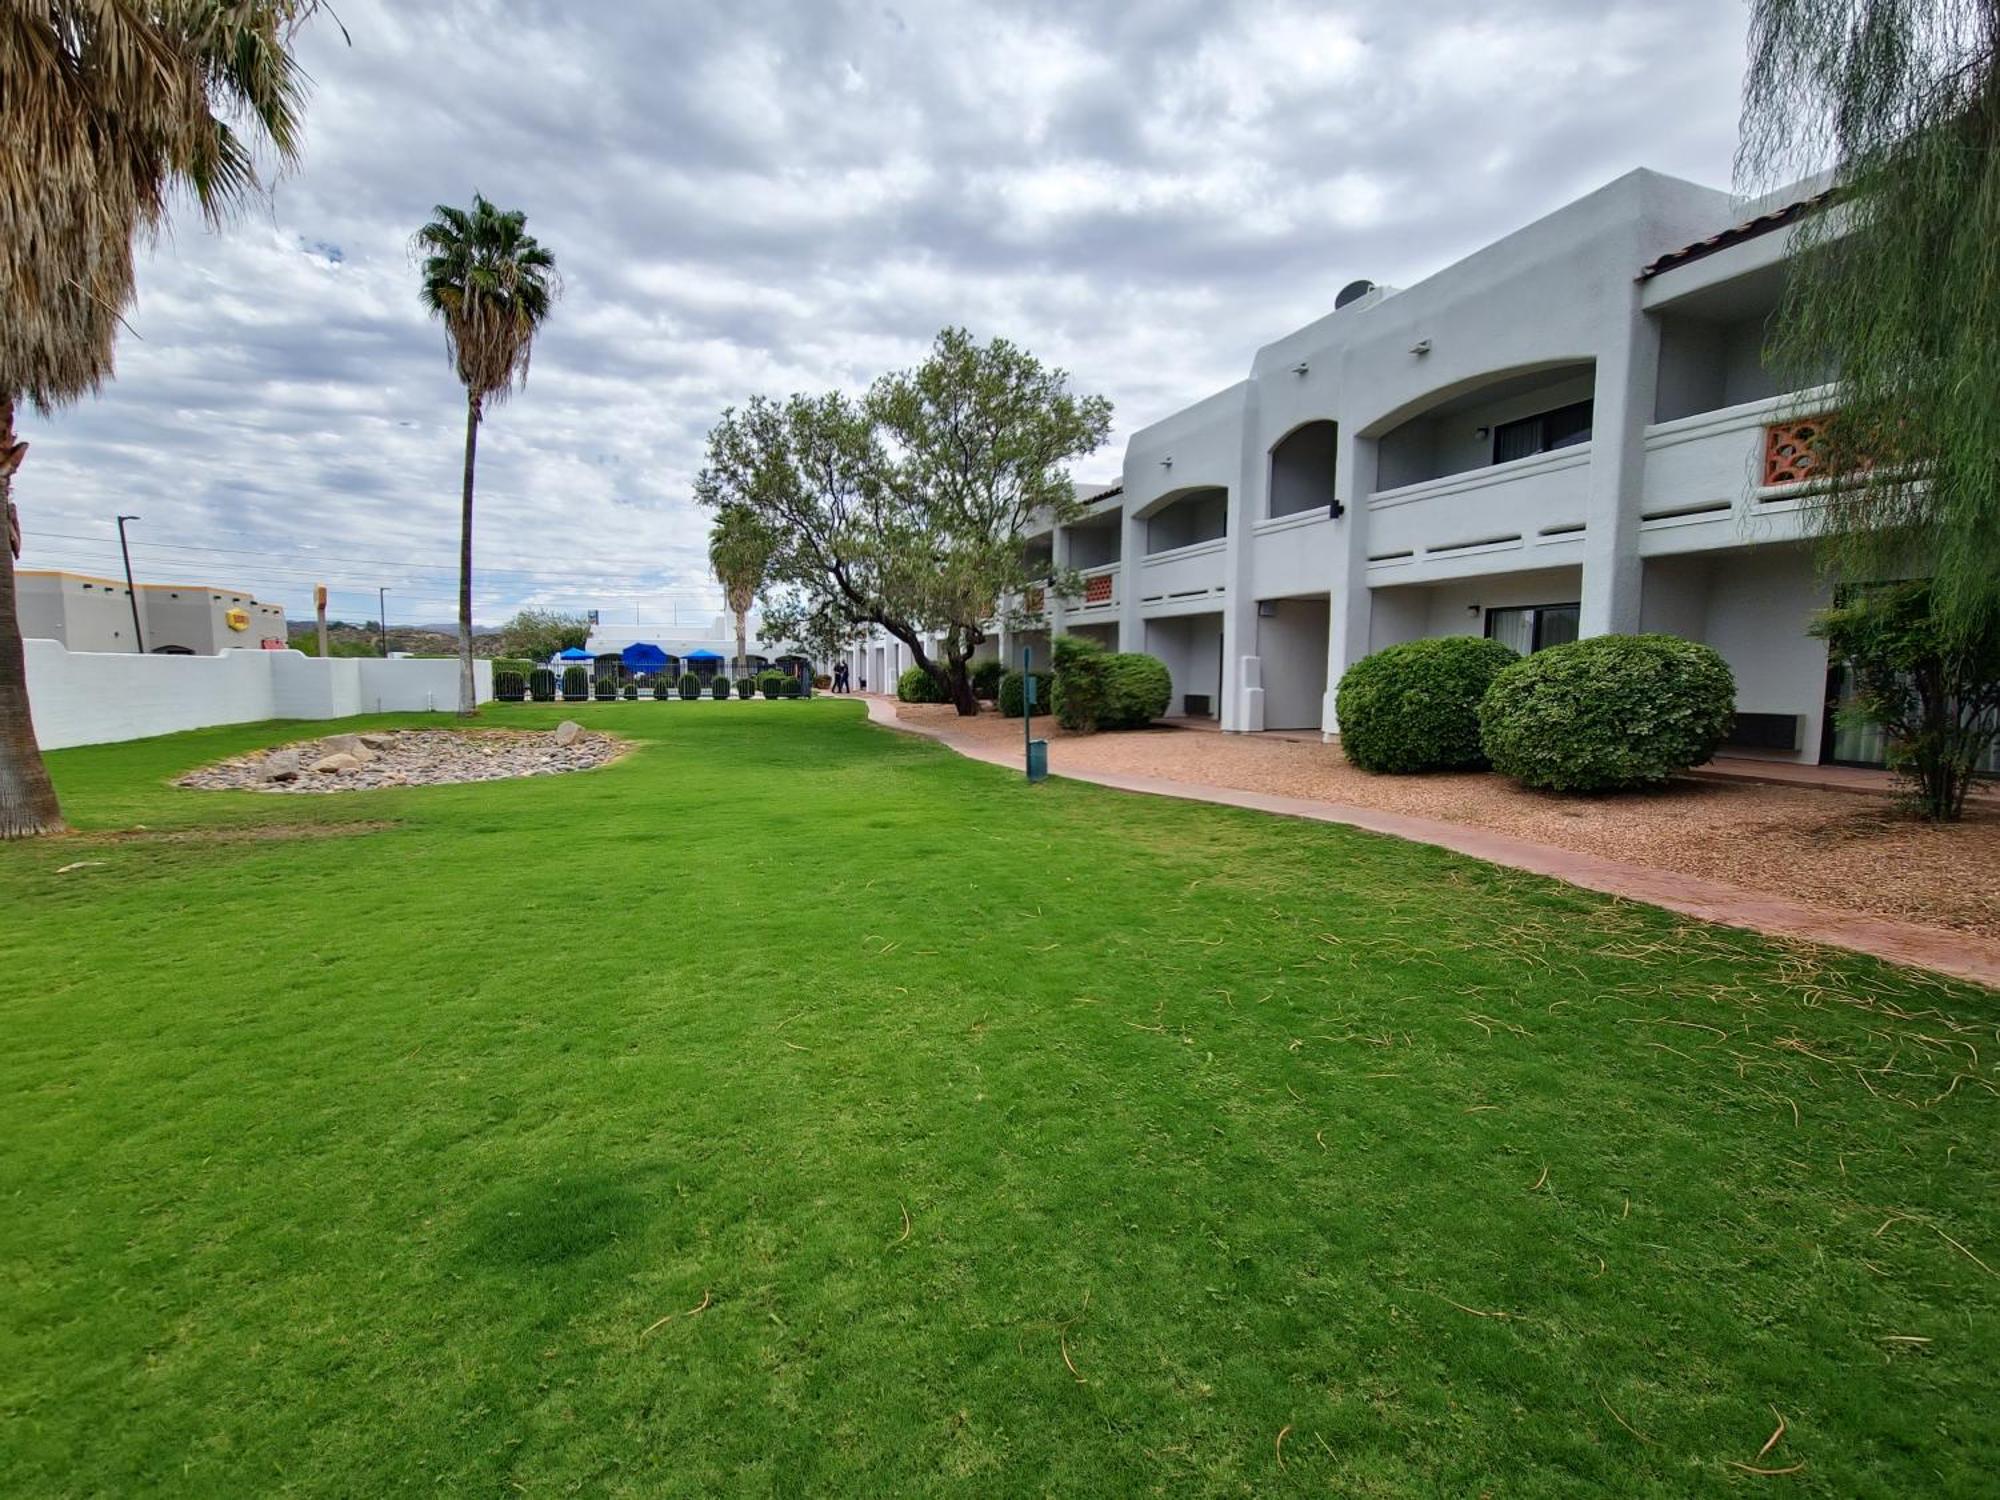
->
[695,329,1110,715]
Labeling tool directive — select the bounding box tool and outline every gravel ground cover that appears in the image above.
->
[175,725,618,793]
[898,703,2000,937]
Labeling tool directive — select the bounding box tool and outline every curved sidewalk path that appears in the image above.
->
[859,696,1999,990]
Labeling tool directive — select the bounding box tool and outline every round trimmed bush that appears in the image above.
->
[593,674,618,701]
[898,665,949,704]
[1478,634,1737,792]
[737,676,757,699]
[494,669,526,702]
[1336,636,1520,773]
[561,666,589,701]
[1098,652,1172,729]
[652,676,673,700]
[780,676,803,698]
[623,682,638,700]
[999,668,1053,718]
[677,673,701,700]
[759,672,785,700]
[528,668,556,703]
[711,676,731,700]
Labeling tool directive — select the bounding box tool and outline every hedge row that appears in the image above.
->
[1336,633,1736,791]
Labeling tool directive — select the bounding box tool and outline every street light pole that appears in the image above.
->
[378,587,390,657]
[114,514,144,653]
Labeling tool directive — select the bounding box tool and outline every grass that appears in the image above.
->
[1,700,1994,1497]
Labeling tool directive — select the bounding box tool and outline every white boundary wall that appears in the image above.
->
[23,640,493,750]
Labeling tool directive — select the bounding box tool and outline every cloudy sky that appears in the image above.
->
[20,0,1752,632]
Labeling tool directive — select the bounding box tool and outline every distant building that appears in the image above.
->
[15,570,287,655]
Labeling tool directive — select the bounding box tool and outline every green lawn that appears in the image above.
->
[2,702,1994,1497]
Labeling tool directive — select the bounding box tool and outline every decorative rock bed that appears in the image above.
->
[176,724,619,794]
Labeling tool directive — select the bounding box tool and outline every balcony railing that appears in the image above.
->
[1763,415,1829,486]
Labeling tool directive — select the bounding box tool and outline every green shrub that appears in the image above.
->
[594,674,618,701]
[652,675,673,701]
[737,676,757,699]
[712,676,732,700]
[528,668,556,703]
[494,670,526,702]
[971,658,1005,701]
[781,677,803,698]
[678,673,701,700]
[813,674,831,689]
[1811,581,2000,821]
[999,668,1053,718]
[1478,634,1737,792]
[561,666,589,701]
[898,665,949,703]
[1336,636,1521,773]
[760,672,785,700]
[1050,635,1105,729]
[1098,652,1172,729]
[490,657,536,682]
[623,682,638,700]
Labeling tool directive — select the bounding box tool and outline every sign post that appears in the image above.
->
[1024,645,1047,783]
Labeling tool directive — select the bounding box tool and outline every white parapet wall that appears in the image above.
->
[23,640,494,750]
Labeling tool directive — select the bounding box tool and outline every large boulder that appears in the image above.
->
[320,733,377,764]
[310,752,363,775]
[262,749,303,782]
[555,720,583,746]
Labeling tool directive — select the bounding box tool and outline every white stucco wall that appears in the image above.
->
[24,642,493,750]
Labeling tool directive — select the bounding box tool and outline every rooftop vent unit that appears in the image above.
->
[1334,278,1375,310]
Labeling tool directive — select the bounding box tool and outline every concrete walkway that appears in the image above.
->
[860,696,1999,990]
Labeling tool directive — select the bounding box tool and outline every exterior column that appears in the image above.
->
[1222,426,1263,732]
[1579,302,1659,637]
[1047,525,1070,641]
[1118,503,1147,668]
[1325,433,1377,735]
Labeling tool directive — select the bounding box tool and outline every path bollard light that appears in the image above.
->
[1024,645,1047,784]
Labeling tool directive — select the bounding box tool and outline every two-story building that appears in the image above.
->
[848,167,1884,766]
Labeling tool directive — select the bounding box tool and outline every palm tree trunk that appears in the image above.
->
[457,393,480,717]
[0,396,65,838]
[735,610,747,680]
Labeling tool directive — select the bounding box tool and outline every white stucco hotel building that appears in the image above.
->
[847,168,1885,766]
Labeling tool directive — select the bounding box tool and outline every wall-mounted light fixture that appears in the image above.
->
[1291,360,1310,376]
[1409,338,1432,356]
[1257,600,1279,617]
[1474,426,1489,441]
[1160,455,1174,468]
[1329,499,1346,520]
[1466,602,1482,616]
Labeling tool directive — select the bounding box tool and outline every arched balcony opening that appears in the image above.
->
[1371,361,1596,490]
[1139,486,1228,555]
[1268,420,1339,519]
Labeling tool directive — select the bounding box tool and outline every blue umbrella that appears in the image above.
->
[556,647,593,661]
[621,641,670,670]
[685,649,723,661]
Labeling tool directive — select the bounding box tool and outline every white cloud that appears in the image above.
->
[15,0,1749,629]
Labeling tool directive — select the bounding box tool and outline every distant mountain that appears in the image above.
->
[288,623,514,659]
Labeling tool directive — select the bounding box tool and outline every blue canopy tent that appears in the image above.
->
[555,647,592,661]
[621,642,670,672]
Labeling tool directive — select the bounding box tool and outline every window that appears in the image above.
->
[1492,400,1592,464]
[1484,603,1580,654]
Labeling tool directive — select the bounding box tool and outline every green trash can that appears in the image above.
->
[1027,738,1048,783]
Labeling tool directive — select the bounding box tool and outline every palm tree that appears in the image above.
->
[708,503,774,676]
[414,197,560,716]
[0,3,321,838]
